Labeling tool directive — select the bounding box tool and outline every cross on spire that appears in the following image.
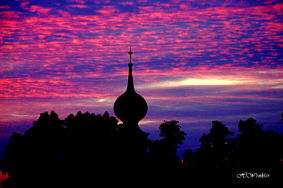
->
[128,46,133,62]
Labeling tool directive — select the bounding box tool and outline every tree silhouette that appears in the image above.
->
[2,113,281,186]
[150,120,186,168]
[64,111,120,169]
[181,118,281,183]
[3,111,189,187]
[237,118,279,169]
[3,111,68,187]
[192,121,234,178]
[159,120,186,155]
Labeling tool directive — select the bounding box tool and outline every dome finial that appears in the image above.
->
[128,46,133,63]
[127,46,134,92]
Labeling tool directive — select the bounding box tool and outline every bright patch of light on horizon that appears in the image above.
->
[177,78,243,86]
[139,120,160,126]
[97,98,107,102]
[96,98,115,104]
[137,78,246,89]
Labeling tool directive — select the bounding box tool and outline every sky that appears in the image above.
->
[0,0,283,157]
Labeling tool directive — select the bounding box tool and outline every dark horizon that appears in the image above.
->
[0,110,281,187]
[0,0,282,142]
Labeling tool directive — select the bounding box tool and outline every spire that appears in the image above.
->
[127,46,135,92]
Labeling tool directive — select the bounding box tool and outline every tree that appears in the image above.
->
[150,120,186,168]
[159,120,186,155]
[3,111,125,187]
[198,121,233,153]
[182,149,194,168]
[196,121,234,174]
[237,118,279,168]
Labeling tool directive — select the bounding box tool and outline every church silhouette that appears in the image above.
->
[113,47,149,144]
[114,47,148,127]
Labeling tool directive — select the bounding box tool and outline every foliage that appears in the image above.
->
[2,112,282,186]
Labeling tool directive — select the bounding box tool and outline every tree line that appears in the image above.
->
[1,111,282,186]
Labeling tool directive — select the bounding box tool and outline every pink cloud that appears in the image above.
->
[0,5,10,9]
[68,4,88,8]
[96,5,120,16]
[0,0,282,130]
[29,5,52,14]
[119,1,134,6]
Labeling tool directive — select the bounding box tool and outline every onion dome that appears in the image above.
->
[114,47,148,126]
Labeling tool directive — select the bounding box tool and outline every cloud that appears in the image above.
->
[0,0,282,137]
[29,5,52,14]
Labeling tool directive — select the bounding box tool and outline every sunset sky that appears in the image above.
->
[0,0,282,156]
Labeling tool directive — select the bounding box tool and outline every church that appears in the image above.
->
[114,47,148,129]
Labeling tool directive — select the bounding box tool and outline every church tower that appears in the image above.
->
[114,47,148,127]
